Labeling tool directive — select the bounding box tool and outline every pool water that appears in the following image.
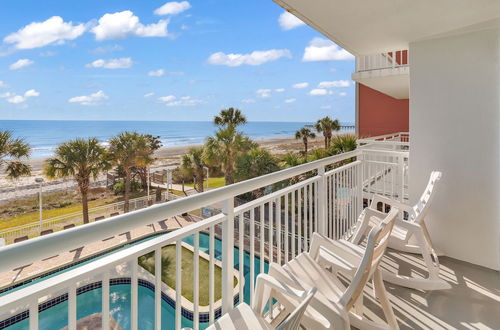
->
[5,233,268,330]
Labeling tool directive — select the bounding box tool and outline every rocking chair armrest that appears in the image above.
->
[370,194,413,213]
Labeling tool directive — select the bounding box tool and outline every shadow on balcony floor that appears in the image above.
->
[361,253,500,330]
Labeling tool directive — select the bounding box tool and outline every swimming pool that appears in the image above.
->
[2,232,268,330]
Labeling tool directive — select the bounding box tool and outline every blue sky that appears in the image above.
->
[0,0,355,122]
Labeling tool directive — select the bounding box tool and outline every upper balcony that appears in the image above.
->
[0,136,497,330]
[352,50,409,99]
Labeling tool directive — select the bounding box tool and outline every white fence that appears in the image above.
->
[0,147,409,330]
[0,192,172,245]
[356,50,409,72]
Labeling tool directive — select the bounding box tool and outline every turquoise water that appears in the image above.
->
[5,233,267,330]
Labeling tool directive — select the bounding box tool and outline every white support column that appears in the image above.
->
[221,198,234,314]
[175,241,182,330]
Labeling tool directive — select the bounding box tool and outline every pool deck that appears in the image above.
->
[0,214,198,292]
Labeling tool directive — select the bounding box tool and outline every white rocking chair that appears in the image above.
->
[269,208,400,330]
[349,171,450,290]
[207,273,316,330]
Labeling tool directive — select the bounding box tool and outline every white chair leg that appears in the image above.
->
[373,269,399,330]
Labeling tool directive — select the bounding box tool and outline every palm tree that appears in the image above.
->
[295,127,316,155]
[235,147,279,182]
[108,132,151,213]
[315,116,340,148]
[45,138,109,223]
[204,126,255,185]
[181,147,206,192]
[214,107,247,129]
[135,134,162,189]
[329,134,357,155]
[0,131,31,179]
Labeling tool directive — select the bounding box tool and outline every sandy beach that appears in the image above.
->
[0,135,325,201]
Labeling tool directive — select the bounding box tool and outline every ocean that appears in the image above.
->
[0,120,354,159]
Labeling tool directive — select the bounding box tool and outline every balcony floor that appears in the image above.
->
[362,250,500,330]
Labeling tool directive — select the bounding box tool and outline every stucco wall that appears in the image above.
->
[358,83,409,137]
[410,27,500,270]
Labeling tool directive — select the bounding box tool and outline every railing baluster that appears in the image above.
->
[284,193,289,263]
[222,198,234,313]
[175,240,182,330]
[308,183,313,248]
[277,197,281,265]
[268,201,273,264]
[102,272,110,330]
[209,226,215,324]
[297,188,302,253]
[260,205,265,275]
[154,247,162,330]
[250,208,255,304]
[68,284,77,330]
[291,190,296,258]
[29,299,38,330]
[131,258,138,330]
[238,214,244,304]
[193,233,200,330]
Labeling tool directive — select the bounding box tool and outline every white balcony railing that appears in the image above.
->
[358,132,410,150]
[356,50,409,72]
[0,146,409,330]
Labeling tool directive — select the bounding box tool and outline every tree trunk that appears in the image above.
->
[124,169,131,213]
[324,133,328,149]
[197,172,204,192]
[303,138,308,154]
[226,153,234,185]
[80,181,89,224]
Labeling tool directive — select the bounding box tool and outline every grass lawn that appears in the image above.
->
[185,177,225,190]
[138,245,237,306]
[0,195,116,230]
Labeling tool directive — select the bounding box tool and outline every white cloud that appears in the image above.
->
[0,81,8,88]
[91,11,168,41]
[339,92,347,97]
[292,82,308,89]
[303,37,354,62]
[90,44,124,54]
[207,49,291,67]
[256,89,272,98]
[321,105,332,109]
[144,92,155,98]
[4,16,86,50]
[86,57,132,69]
[278,11,305,30]
[317,80,351,88]
[9,59,34,70]
[68,90,108,105]
[158,95,204,106]
[242,98,256,104]
[0,89,40,104]
[309,88,329,96]
[24,89,40,97]
[148,69,165,77]
[275,88,285,92]
[40,50,56,57]
[285,98,296,103]
[157,95,176,102]
[154,1,191,15]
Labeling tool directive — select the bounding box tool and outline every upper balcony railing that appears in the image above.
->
[0,146,409,330]
[356,50,409,72]
[358,132,410,151]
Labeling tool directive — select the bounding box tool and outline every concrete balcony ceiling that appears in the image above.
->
[353,66,409,99]
[273,0,500,55]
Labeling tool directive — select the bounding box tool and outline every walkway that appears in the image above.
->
[0,214,199,291]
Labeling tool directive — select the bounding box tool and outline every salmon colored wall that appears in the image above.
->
[358,83,409,137]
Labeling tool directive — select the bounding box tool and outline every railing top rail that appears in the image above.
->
[0,149,362,273]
